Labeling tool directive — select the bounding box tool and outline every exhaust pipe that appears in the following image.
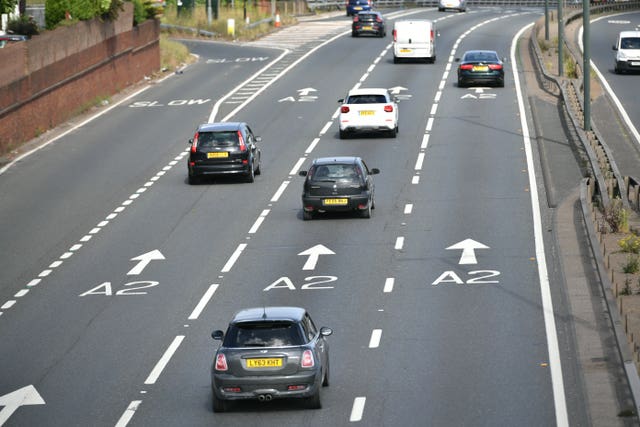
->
[264,394,273,401]
[258,394,265,402]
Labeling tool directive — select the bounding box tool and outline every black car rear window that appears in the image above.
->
[358,13,377,20]
[198,131,238,148]
[310,163,361,182]
[463,52,498,63]
[225,322,305,347]
[346,94,387,104]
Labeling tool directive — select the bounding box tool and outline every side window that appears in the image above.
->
[360,160,370,176]
[303,314,318,341]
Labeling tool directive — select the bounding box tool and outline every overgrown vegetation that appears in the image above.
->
[7,14,39,36]
[160,33,191,70]
[603,198,629,233]
[43,0,127,29]
[619,233,640,254]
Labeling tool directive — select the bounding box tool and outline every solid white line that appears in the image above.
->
[144,335,185,385]
[415,152,425,170]
[512,22,568,427]
[350,397,366,422]
[404,204,413,214]
[369,329,382,348]
[271,181,290,202]
[114,400,143,427]
[221,244,247,273]
[395,237,404,250]
[290,157,307,175]
[188,284,219,320]
[383,278,395,293]
[305,138,320,154]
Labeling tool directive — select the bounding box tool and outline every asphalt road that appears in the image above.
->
[0,7,597,426]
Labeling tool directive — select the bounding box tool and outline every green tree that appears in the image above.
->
[44,0,70,29]
[0,0,18,15]
[70,0,99,20]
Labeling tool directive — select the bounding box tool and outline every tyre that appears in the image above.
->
[212,394,227,413]
[360,203,371,218]
[255,156,262,175]
[306,389,322,409]
[352,32,357,37]
[322,363,330,386]
[303,210,313,221]
[188,173,199,185]
[388,127,397,138]
[245,163,255,183]
[497,79,504,88]
[393,56,399,64]
[457,78,465,88]
[339,129,348,139]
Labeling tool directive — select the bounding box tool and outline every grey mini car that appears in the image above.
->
[211,307,332,412]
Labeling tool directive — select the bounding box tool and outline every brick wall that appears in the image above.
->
[0,3,160,154]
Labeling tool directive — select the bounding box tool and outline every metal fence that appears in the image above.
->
[306,0,606,11]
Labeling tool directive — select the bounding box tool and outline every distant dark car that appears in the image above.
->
[187,122,261,184]
[352,11,385,37]
[299,156,379,220]
[456,50,504,87]
[211,307,332,412]
[346,0,371,16]
[0,34,28,48]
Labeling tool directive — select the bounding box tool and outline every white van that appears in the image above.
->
[613,30,640,74]
[393,19,436,64]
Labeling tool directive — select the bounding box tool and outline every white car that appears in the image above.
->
[438,0,466,12]
[338,88,399,139]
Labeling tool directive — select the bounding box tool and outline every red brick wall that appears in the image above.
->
[0,3,160,154]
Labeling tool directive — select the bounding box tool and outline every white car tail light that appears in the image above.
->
[215,354,228,371]
[301,350,315,367]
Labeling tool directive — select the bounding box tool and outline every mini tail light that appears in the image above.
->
[215,354,228,371]
[287,385,307,391]
[488,64,503,70]
[301,350,315,368]
[460,64,473,70]
[384,105,393,113]
[341,106,350,114]
[191,132,199,153]
[237,130,247,152]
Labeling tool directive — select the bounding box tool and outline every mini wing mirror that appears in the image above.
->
[320,327,333,337]
[211,330,224,340]
[299,170,308,177]
[370,168,380,175]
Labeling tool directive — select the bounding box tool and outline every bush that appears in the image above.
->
[623,255,640,274]
[619,234,640,254]
[7,15,39,36]
[70,0,99,20]
[45,0,71,29]
[132,0,146,24]
[603,198,629,233]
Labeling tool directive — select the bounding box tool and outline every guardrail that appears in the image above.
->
[306,0,564,11]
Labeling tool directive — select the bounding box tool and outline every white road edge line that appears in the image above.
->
[512,22,569,427]
[114,400,142,427]
[144,335,185,385]
[188,284,219,320]
[350,397,366,422]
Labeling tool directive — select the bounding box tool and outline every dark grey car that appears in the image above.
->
[211,307,332,412]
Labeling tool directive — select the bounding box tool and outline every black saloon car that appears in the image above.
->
[187,122,261,184]
[352,11,386,38]
[456,50,504,87]
[299,156,379,220]
[211,307,332,412]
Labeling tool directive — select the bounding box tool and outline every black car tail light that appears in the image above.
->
[460,64,473,70]
[215,354,228,371]
[341,106,350,113]
[301,350,315,367]
[191,132,199,153]
[384,105,393,113]
[488,64,503,70]
[238,130,247,152]
[353,15,359,22]
[223,387,241,393]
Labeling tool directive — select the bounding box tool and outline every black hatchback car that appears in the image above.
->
[187,122,261,184]
[299,156,379,220]
[456,50,504,87]
[352,11,386,37]
[211,307,332,412]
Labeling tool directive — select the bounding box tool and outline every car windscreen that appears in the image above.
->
[197,131,238,148]
[345,94,387,104]
[310,163,361,183]
[621,37,640,49]
[224,321,305,347]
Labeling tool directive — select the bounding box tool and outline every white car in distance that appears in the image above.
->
[338,88,399,139]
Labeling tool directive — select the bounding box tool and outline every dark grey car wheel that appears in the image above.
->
[212,394,227,413]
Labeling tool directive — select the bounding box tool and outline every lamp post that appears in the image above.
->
[583,0,591,131]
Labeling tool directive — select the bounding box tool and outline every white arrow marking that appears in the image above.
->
[461,94,477,99]
[446,239,489,265]
[0,385,45,425]
[127,250,165,275]
[278,96,296,102]
[388,86,408,94]
[298,244,335,271]
[297,88,317,96]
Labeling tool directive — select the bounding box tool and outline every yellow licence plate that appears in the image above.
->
[359,110,375,116]
[400,48,412,53]
[246,358,282,368]
[323,198,348,206]
[207,152,229,158]
[363,26,372,30]
[472,65,489,72]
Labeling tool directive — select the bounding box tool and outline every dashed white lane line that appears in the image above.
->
[404,204,413,215]
[350,397,366,422]
[421,134,430,150]
[249,210,270,234]
[188,284,219,320]
[15,289,29,298]
[411,176,420,185]
[320,121,333,135]
[305,138,320,154]
[383,278,395,293]
[221,244,247,273]
[270,181,290,202]
[394,237,404,250]
[114,400,142,427]
[426,117,434,132]
[369,329,382,348]
[26,279,41,287]
[144,335,185,385]
[415,152,425,171]
[290,157,307,175]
